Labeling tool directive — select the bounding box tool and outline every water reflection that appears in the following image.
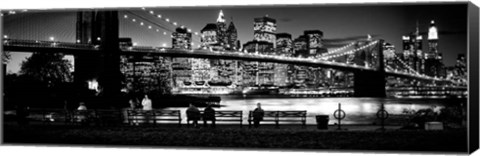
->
[164,97,462,125]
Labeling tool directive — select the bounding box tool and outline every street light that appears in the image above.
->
[49,36,55,41]
[3,35,7,39]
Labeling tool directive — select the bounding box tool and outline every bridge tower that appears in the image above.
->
[353,39,386,97]
[75,11,121,107]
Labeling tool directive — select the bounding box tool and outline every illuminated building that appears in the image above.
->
[258,62,275,86]
[401,23,424,74]
[226,19,240,51]
[171,27,194,90]
[242,41,275,53]
[171,57,193,89]
[274,33,293,87]
[191,58,211,85]
[201,10,240,51]
[216,10,228,47]
[304,30,327,56]
[275,33,293,56]
[120,56,173,94]
[195,11,239,93]
[253,15,277,45]
[242,15,278,86]
[273,63,289,87]
[383,43,399,70]
[201,23,220,49]
[172,27,192,50]
[424,20,444,77]
[293,35,308,57]
[243,15,277,53]
[291,35,309,88]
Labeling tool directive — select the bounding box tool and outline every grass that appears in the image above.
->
[3,124,467,153]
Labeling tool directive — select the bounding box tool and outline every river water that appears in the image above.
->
[163,96,466,125]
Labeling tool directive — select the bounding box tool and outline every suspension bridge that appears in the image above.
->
[1,10,465,98]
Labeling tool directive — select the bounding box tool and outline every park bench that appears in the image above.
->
[71,110,96,125]
[212,111,243,127]
[95,109,124,126]
[27,108,71,125]
[188,110,243,127]
[247,111,278,128]
[127,109,181,126]
[248,111,307,128]
[151,109,182,126]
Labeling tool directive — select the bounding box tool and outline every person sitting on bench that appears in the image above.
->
[253,103,264,128]
[186,104,201,128]
[203,104,216,128]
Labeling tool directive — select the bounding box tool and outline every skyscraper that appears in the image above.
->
[201,10,240,51]
[216,10,228,47]
[304,30,327,56]
[275,33,293,56]
[226,19,240,51]
[172,27,192,50]
[293,35,308,57]
[201,23,219,47]
[424,20,443,77]
[243,15,277,53]
[401,23,424,74]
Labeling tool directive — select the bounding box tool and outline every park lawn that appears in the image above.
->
[3,124,467,153]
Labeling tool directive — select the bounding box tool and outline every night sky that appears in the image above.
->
[2,3,468,73]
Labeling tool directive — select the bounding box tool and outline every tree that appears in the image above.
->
[20,53,73,87]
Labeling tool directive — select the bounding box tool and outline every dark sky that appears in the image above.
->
[2,3,468,73]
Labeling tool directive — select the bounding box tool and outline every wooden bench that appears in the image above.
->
[248,111,307,128]
[95,109,124,126]
[127,109,181,126]
[71,110,97,125]
[248,111,278,128]
[27,108,71,125]
[151,110,182,126]
[186,110,243,127]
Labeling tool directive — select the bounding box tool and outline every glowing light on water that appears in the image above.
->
[161,97,451,125]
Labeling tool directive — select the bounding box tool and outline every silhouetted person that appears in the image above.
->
[76,102,89,124]
[129,98,139,110]
[203,105,216,128]
[253,103,264,128]
[77,102,87,110]
[186,104,201,128]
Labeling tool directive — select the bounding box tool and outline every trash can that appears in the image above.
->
[316,115,329,130]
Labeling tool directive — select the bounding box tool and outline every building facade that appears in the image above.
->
[172,27,192,49]
[424,20,444,77]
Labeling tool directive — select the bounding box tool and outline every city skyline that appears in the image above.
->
[2,3,467,74]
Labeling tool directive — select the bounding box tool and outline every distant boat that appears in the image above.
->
[208,79,233,86]
[183,81,192,86]
[195,81,206,85]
